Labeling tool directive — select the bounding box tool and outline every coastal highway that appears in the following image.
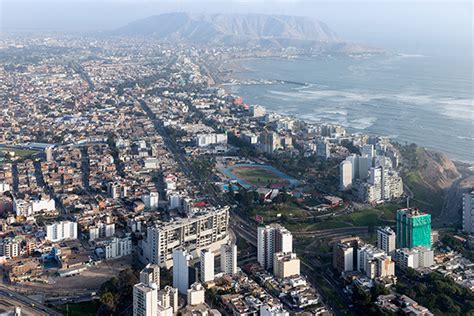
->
[0,285,60,315]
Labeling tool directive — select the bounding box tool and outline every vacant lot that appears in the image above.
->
[15,256,132,295]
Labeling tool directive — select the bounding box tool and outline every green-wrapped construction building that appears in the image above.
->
[396,208,432,249]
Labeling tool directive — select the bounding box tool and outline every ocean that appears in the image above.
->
[224,54,473,162]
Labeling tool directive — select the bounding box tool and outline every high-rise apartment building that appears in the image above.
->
[259,131,282,153]
[339,160,353,191]
[332,237,360,273]
[172,248,192,294]
[140,207,229,268]
[0,237,20,259]
[377,226,396,257]
[361,144,375,160]
[462,192,474,234]
[220,243,237,275]
[396,208,431,249]
[133,282,158,316]
[316,139,330,160]
[257,224,292,270]
[368,167,382,202]
[45,220,78,242]
[199,249,214,283]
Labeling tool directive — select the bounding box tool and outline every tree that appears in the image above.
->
[352,285,371,306]
[371,283,389,298]
[100,292,116,314]
[97,268,139,315]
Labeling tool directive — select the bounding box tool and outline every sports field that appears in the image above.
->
[223,163,300,189]
[0,147,39,158]
[233,166,287,187]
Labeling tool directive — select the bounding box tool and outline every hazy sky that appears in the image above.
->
[0,1,472,58]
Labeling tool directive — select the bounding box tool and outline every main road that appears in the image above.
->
[0,284,60,315]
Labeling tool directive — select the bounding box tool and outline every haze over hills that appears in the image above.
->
[115,12,381,53]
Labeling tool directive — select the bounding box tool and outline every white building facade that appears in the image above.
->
[46,221,78,242]
[220,243,237,275]
[257,224,293,271]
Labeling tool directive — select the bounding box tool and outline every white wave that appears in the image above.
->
[268,88,379,104]
[456,136,474,141]
[349,117,377,130]
[324,109,348,116]
[267,87,473,123]
[398,53,427,58]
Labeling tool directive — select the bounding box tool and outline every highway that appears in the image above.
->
[0,284,60,315]
[293,226,370,238]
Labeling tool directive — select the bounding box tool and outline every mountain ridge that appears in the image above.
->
[114,12,382,53]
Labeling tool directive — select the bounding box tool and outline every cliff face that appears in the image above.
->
[419,150,461,191]
[400,145,462,218]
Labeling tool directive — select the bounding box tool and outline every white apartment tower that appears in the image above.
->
[340,160,353,191]
[257,224,293,271]
[462,192,474,234]
[140,263,160,289]
[172,248,192,294]
[200,249,215,283]
[220,243,237,275]
[133,282,158,316]
[46,221,78,242]
[377,226,396,257]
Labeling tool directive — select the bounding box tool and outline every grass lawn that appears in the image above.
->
[233,166,288,187]
[344,210,382,226]
[251,201,401,233]
[303,206,397,231]
[55,300,101,316]
[308,220,352,230]
[338,208,395,227]
[250,202,308,222]
[0,147,39,158]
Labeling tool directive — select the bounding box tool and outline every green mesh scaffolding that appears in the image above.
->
[396,210,432,249]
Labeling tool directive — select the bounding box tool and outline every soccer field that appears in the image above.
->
[222,163,300,189]
[232,166,288,187]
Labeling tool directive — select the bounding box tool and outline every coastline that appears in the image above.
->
[213,55,474,165]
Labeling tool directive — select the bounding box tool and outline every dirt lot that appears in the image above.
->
[10,256,132,295]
